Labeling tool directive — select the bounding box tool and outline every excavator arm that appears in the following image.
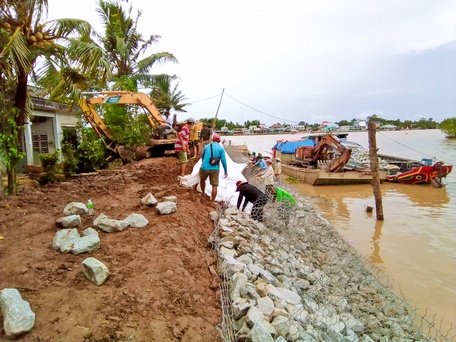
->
[313,134,352,172]
[79,91,176,160]
[295,133,352,172]
[84,91,167,130]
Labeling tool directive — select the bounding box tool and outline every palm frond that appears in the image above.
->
[136,53,178,74]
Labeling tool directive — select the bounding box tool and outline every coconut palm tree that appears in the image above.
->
[148,75,188,117]
[96,0,178,91]
[0,0,105,194]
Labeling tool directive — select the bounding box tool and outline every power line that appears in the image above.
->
[224,92,300,124]
[186,93,222,105]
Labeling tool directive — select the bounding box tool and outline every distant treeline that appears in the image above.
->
[198,115,441,131]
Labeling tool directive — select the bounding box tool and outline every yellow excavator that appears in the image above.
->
[79,91,177,160]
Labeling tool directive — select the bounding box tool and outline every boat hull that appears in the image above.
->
[282,164,386,186]
[385,164,453,184]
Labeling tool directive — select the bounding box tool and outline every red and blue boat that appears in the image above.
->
[386,161,453,185]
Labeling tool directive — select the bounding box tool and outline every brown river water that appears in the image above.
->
[227,129,456,333]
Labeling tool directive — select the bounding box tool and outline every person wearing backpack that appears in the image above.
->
[199,134,228,207]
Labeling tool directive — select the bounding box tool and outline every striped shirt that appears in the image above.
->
[175,125,190,151]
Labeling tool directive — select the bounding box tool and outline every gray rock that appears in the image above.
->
[52,228,100,255]
[72,228,100,254]
[64,202,88,216]
[232,297,255,320]
[141,193,158,206]
[81,257,110,286]
[55,214,81,228]
[162,195,177,203]
[209,211,219,221]
[266,284,301,305]
[95,218,129,232]
[257,296,275,317]
[249,321,275,342]
[52,228,80,253]
[123,213,149,228]
[155,201,177,215]
[231,272,248,300]
[246,306,265,328]
[0,289,35,337]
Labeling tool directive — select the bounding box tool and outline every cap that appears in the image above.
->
[164,112,170,116]
[187,117,195,124]
[252,152,256,155]
[275,157,281,162]
[235,180,247,191]
[212,134,221,142]
[203,123,208,126]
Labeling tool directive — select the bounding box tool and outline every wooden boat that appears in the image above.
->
[385,162,453,185]
[282,164,387,185]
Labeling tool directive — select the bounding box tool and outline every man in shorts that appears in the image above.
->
[200,123,212,149]
[175,118,194,178]
[199,134,228,207]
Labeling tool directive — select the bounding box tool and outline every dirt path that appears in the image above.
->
[0,157,223,341]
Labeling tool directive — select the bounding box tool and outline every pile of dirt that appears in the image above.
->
[0,156,223,341]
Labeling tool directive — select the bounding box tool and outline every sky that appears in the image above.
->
[47,0,456,126]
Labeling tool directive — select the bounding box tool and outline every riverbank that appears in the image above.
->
[221,143,451,341]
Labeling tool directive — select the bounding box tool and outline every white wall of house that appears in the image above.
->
[1,99,79,173]
[23,103,78,167]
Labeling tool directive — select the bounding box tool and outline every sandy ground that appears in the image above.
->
[0,156,223,341]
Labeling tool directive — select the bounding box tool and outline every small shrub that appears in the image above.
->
[38,151,64,184]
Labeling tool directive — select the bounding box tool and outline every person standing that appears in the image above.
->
[256,158,275,194]
[199,134,228,207]
[189,121,199,159]
[235,181,263,212]
[274,158,282,184]
[200,123,212,149]
[174,118,194,178]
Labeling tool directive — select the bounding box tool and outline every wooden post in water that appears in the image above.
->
[368,122,384,220]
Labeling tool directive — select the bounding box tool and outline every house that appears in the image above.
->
[269,123,284,133]
[18,97,79,169]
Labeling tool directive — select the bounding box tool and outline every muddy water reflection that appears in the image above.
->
[294,182,456,332]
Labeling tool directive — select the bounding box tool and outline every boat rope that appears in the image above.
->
[377,131,437,160]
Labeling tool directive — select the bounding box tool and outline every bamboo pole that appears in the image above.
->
[368,121,384,220]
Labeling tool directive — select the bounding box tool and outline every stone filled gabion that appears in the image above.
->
[215,199,430,341]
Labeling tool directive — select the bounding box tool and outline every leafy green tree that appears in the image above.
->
[244,120,260,129]
[439,117,456,138]
[336,119,351,126]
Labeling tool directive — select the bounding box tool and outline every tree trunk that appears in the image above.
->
[368,122,384,220]
[6,71,28,194]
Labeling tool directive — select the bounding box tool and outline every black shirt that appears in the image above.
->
[200,128,211,141]
[237,184,263,211]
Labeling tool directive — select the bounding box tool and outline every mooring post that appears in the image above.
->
[368,121,384,220]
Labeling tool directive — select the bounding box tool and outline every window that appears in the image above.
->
[32,134,49,154]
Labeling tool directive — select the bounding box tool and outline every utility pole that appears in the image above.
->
[368,121,384,220]
[212,88,224,132]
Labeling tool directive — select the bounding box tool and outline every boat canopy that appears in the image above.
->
[272,139,316,154]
